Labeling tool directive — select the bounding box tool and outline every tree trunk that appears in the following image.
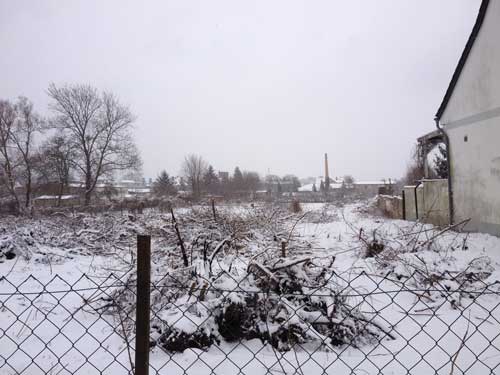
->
[6,173,20,212]
[57,182,64,207]
[191,180,197,200]
[84,189,92,206]
[84,159,93,206]
[25,168,31,209]
[85,172,92,206]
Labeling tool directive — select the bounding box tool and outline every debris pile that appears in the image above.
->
[351,218,498,308]
[89,204,392,352]
[0,212,143,262]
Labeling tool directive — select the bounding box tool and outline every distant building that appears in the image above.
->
[267,181,295,193]
[298,176,342,192]
[352,180,393,197]
[127,188,151,198]
[218,171,229,181]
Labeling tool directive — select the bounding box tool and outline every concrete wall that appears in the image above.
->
[404,180,449,226]
[440,0,500,236]
[422,179,449,227]
[403,185,422,222]
[377,195,403,219]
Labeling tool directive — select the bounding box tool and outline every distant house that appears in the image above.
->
[35,179,150,204]
[267,181,296,193]
[218,171,229,181]
[127,188,151,198]
[298,177,392,198]
[434,0,500,235]
[298,176,343,192]
[352,180,394,197]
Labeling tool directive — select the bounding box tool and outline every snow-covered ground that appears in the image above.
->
[1,202,500,374]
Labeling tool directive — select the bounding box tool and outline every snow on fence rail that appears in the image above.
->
[1,270,500,375]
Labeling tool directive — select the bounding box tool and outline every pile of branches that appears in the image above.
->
[350,218,497,308]
[301,203,340,224]
[0,212,145,261]
[0,202,291,263]
[151,256,393,352]
[89,203,393,353]
[0,229,32,262]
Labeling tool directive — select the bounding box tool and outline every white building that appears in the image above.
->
[435,0,500,235]
[298,176,343,192]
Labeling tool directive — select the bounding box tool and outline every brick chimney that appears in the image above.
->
[324,153,330,191]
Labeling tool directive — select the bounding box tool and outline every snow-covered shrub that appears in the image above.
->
[145,256,391,353]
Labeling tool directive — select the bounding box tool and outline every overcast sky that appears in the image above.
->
[1,0,481,181]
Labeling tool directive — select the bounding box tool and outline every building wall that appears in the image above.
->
[440,0,500,235]
[441,1,500,121]
[447,118,500,234]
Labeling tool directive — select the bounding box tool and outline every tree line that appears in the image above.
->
[153,154,302,199]
[0,83,141,211]
[1,84,305,211]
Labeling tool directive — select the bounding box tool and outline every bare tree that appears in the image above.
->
[182,154,207,199]
[37,135,76,205]
[11,97,43,209]
[0,97,42,210]
[404,143,425,185]
[242,171,261,193]
[48,83,141,205]
[0,100,20,209]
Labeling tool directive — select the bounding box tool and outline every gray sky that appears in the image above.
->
[1,0,481,181]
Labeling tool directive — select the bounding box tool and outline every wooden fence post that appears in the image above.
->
[402,190,406,220]
[211,199,217,222]
[281,240,286,257]
[135,235,151,375]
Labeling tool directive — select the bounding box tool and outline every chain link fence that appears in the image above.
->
[1,248,500,374]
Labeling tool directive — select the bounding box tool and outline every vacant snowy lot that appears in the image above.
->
[1,202,500,374]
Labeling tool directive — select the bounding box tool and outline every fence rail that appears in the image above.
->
[1,271,500,375]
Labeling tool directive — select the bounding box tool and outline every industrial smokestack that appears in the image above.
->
[324,153,330,191]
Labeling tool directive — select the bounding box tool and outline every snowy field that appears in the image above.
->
[1,201,500,374]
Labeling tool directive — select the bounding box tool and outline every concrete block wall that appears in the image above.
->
[403,180,449,226]
[377,195,403,219]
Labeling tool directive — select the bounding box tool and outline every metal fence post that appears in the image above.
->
[135,235,151,375]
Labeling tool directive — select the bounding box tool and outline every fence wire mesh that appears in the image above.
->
[1,271,500,375]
